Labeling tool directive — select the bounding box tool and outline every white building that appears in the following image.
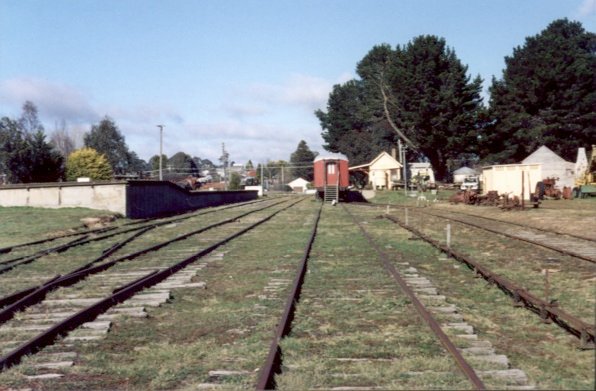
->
[409,162,435,185]
[521,145,575,189]
[287,177,310,193]
[349,151,402,190]
[453,166,478,184]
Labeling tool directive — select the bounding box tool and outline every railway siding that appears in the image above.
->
[350,203,594,390]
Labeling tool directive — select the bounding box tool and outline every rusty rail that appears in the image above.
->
[359,202,595,262]
[256,204,323,390]
[344,205,486,390]
[384,214,595,349]
[0,198,302,371]
[0,199,292,325]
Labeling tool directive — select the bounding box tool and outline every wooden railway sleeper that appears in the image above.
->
[383,214,595,350]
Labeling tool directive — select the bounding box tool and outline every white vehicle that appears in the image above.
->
[460,175,479,191]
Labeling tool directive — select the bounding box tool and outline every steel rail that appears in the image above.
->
[0,198,285,275]
[344,205,486,390]
[358,201,596,243]
[413,208,595,263]
[0,227,117,255]
[0,197,303,371]
[0,198,271,258]
[256,203,323,390]
[0,199,293,324]
[384,214,595,349]
[356,202,595,262]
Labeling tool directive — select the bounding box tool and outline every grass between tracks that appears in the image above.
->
[0,197,593,390]
[350,202,595,390]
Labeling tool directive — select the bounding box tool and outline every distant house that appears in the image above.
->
[409,162,435,185]
[453,166,478,184]
[521,145,575,189]
[349,151,402,190]
[287,177,310,193]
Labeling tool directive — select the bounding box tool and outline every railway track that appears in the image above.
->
[0,199,589,388]
[0,197,300,371]
[381,212,595,349]
[258,204,532,390]
[362,202,596,263]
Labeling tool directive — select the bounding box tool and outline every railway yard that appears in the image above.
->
[0,194,594,390]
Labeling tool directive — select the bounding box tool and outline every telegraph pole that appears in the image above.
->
[157,125,165,180]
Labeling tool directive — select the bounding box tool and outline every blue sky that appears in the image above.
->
[1,0,594,166]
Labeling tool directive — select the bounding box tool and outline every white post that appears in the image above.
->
[446,223,451,249]
[386,205,390,214]
[405,208,409,225]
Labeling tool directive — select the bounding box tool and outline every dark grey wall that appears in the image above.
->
[126,181,258,219]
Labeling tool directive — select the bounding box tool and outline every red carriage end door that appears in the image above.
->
[326,162,339,185]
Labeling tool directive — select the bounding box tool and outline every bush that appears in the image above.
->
[66,148,113,181]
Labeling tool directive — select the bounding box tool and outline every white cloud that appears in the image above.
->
[575,0,596,18]
[0,78,99,124]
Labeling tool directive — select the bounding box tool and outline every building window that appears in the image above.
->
[327,163,336,175]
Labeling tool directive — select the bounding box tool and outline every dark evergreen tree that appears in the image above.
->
[289,140,317,181]
[84,116,130,174]
[1,103,63,183]
[485,19,596,163]
[316,80,378,165]
[27,131,63,182]
[317,37,484,179]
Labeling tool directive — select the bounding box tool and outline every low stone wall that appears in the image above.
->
[0,182,127,214]
[125,181,258,218]
[0,181,259,219]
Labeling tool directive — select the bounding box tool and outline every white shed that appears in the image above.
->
[481,163,542,200]
[287,177,310,193]
[349,151,402,190]
[453,166,478,184]
[522,145,575,189]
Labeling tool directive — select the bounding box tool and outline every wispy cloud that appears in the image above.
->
[574,0,596,18]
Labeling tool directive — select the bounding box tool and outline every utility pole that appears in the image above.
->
[157,125,165,180]
[399,139,408,196]
[220,143,229,190]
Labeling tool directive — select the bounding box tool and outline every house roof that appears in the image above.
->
[287,177,309,187]
[409,162,432,169]
[522,145,569,164]
[453,166,477,175]
[349,151,402,170]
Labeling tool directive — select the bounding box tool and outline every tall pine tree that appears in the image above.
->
[485,19,595,163]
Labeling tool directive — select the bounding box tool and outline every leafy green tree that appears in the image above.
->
[84,116,131,174]
[1,104,63,183]
[127,151,148,173]
[289,140,317,180]
[66,147,113,181]
[0,117,30,183]
[168,151,199,175]
[485,19,596,163]
[149,154,168,172]
[229,172,242,190]
[18,101,44,135]
[245,160,254,170]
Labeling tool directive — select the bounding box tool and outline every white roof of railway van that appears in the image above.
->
[314,153,348,162]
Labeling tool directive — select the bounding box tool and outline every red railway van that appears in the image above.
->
[313,153,349,201]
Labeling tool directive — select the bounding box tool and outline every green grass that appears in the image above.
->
[0,206,120,247]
